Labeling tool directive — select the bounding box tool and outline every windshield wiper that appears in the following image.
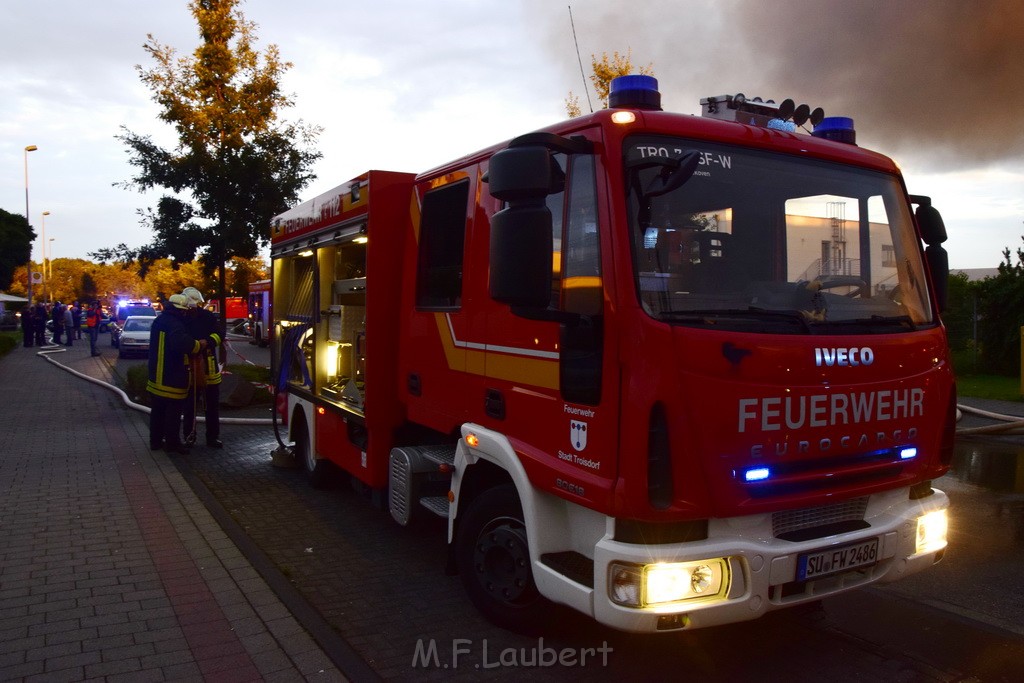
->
[657,307,814,333]
[813,315,918,331]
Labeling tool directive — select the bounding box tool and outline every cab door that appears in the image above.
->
[484,135,621,510]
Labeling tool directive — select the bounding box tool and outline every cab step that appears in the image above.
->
[418,444,456,467]
[389,444,457,526]
[419,496,451,519]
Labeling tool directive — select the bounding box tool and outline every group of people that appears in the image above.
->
[20,301,76,346]
[147,286,223,455]
[20,288,223,455]
[19,300,105,356]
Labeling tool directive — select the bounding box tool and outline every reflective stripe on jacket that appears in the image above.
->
[147,309,199,399]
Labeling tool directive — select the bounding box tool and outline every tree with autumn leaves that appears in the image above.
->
[94,0,320,337]
[566,50,654,117]
[5,255,267,307]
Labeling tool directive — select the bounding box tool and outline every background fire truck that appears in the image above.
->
[207,296,248,324]
[268,76,953,633]
[248,279,271,346]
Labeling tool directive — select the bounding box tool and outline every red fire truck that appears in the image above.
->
[248,279,271,346]
[269,76,953,633]
[208,296,248,322]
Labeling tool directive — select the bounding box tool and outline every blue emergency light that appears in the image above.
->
[609,75,662,111]
[744,466,771,483]
[812,116,857,145]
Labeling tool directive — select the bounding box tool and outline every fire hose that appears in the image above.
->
[36,343,271,426]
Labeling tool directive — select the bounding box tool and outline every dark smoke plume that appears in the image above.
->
[543,0,1024,166]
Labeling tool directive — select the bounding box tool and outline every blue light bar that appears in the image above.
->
[608,74,662,111]
[899,447,918,460]
[745,467,771,482]
[812,116,857,145]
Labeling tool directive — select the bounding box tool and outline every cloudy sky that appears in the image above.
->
[2,0,1022,269]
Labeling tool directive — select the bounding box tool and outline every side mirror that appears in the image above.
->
[489,204,552,308]
[911,197,949,312]
[487,146,555,309]
[487,146,563,201]
[485,135,592,315]
[926,244,949,313]
[915,203,947,246]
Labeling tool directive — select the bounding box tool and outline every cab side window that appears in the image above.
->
[416,180,470,309]
[561,154,601,316]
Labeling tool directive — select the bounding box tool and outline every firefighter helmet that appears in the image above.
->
[181,287,205,308]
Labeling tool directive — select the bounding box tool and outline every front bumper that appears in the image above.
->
[587,487,948,633]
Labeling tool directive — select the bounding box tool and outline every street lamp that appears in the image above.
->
[41,212,51,301]
[24,145,38,302]
[48,238,56,302]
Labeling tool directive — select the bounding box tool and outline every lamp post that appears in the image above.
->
[41,212,51,302]
[24,145,38,302]
[48,238,56,303]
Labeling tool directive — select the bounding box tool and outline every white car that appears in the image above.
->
[117,315,155,359]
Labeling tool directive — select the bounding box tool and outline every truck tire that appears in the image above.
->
[456,484,548,632]
[293,412,331,489]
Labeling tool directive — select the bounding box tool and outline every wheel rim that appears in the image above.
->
[472,517,532,606]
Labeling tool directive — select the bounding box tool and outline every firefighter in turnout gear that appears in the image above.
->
[181,287,224,448]
[147,294,203,455]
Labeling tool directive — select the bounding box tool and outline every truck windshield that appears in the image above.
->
[625,136,933,333]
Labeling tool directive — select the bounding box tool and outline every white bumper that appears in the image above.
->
[587,487,948,632]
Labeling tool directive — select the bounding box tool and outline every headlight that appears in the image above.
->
[609,558,729,608]
[915,509,948,555]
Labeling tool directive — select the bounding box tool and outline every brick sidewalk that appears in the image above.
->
[0,340,343,681]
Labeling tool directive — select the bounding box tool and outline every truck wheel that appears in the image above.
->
[456,484,548,632]
[293,413,331,489]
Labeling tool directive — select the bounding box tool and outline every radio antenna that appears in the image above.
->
[568,5,594,113]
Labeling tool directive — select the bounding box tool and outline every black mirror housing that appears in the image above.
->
[489,204,553,308]
[926,244,949,312]
[915,203,947,246]
[487,146,559,202]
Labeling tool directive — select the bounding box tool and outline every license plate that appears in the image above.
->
[797,538,879,581]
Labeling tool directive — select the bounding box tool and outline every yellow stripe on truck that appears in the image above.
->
[432,313,558,389]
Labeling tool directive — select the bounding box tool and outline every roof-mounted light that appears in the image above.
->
[812,116,857,145]
[609,74,662,111]
[701,94,845,141]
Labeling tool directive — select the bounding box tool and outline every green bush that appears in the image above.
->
[224,363,270,383]
[973,242,1024,376]
[124,364,151,406]
[224,363,272,405]
[122,362,271,407]
[0,332,17,357]
[955,373,1022,401]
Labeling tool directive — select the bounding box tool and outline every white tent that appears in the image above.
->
[0,293,29,326]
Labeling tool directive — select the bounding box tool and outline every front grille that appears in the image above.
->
[772,497,869,539]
